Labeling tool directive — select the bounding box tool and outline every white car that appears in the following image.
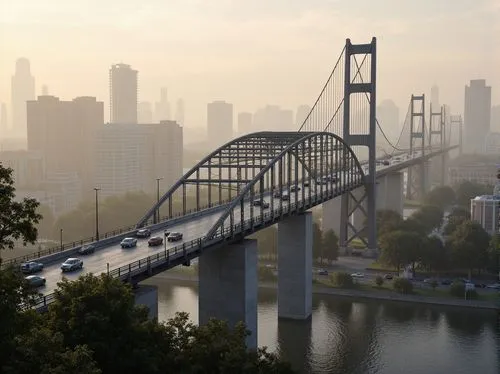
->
[61,258,83,272]
[486,283,500,290]
[351,272,365,278]
[121,237,138,248]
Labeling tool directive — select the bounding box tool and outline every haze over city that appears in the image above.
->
[1,0,499,128]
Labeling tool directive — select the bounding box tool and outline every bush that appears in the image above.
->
[393,278,413,294]
[430,280,438,290]
[374,275,384,287]
[450,281,465,298]
[330,272,354,288]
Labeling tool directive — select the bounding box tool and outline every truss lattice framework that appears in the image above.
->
[137,132,365,235]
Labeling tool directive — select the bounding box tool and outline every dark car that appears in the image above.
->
[20,261,44,274]
[25,275,46,288]
[289,185,301,192]
[303,180,310,187]
[253,200,270,209]
[136,229,151,238]
[148,236,163,247]
[78,244,95,255]
[167,232,183,242]
[441,279,452,285]
[382,160,390,166]
[384,273,394,280]
[281,193,290,201]
[273,190,282,198]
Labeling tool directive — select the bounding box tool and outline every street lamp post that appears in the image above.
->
[94,188,101,241]
[60,228,63,251]
[155,177,163,224]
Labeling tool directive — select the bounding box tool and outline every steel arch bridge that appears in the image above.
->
[137,131,364,244]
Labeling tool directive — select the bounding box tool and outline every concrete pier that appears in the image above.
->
[322,196,342,236]
[378,172,404,214]
[198,239,258,349]
[277,212,312,319]
[134,284,158,320]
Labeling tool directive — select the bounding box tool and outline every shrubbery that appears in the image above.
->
[330,272,354,288]
[449,281,478,299]
[393,278,413,294]
[374,275,384,287]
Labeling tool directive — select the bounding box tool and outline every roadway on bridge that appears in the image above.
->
[30,152,423,296]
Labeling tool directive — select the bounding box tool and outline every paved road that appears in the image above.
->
[29,150,439,295]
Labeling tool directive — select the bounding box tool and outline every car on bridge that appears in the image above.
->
[167,232,183,242]
[253,199,270,209]
[281,192,290,201]
[148,236,163,247]
[136,229,151,238]
[78,244,95,255]
[20,261,44,274]
[121,237,138,248]
[25,275,46,288]
[289,185,301,192]
[60,258,83,272]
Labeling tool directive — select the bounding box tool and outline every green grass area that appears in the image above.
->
[350,238,367,249]
[366,261,398,272]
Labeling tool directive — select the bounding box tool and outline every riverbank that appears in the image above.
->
[146,271,500,311]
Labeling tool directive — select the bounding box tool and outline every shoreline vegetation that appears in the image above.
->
[146,268,500,311]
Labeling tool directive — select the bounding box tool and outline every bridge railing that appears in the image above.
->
[3,198,234,268]
[29,176,366,311]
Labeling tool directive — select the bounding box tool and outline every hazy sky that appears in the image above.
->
[1,0,499,127]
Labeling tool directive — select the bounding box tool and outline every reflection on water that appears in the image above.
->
[147,278,499,374]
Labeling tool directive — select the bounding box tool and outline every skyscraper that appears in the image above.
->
[464,79,491,154]
[491,105,500,132]
[237,112,253,135]
[0,103,7,137]
[11,58,35,138]
[207,101,233,147]
[155,87,170,122]
[109,63,138,124]
[296,105,311,127]
[175,98,185,126]
[41,85,48,96]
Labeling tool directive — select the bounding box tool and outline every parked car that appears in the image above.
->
[20,261,44,274]
[384,273,394,280]
[78,244,95,255]
[167,232,183,242]
[148,236,164,247]
[318,269,328,276]
[486,283,500,290]
[136,229,151,238]
[25,275,46,288]
[441,279,452,285]
[121,237,138,248]
[253,199,270,209]
[60,258,83,272]
[351,272,364,278]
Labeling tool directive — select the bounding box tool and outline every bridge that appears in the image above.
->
[9,38,459,349]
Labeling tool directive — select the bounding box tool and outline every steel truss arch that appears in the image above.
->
[203,131,365,241]
[137,131,322,228]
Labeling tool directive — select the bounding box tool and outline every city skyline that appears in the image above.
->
[1,0,498,127]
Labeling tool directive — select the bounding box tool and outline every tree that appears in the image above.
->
[447,220,490,278]
[430,280,438,291]
[488,235,500,276]
[376,209,403,237]
[410,205,444,234]
[393,278,413,294]
[0,163,42,253]
[443,207,471,236]
[322,229,339,262]
[330,272,354,288]
[454,181,492,208]
[374,275,384,287]
[424,186,456,210]
[420,235,448,273]
[379,230,423,272]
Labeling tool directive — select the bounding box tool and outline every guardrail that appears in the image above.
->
[3,198,235,268]
[31,177,365,311]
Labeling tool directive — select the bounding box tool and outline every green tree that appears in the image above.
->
[379,230,423,272]
[312,222,322,263]
[454,181,492,207]
[0,164,42,254]
[420,235,448,273]
[330,271,354,288]
[447,220,490,278]
[376,209,403,237]
[424,186,456,209]
[410,205,444,234]
[430,279,438,291]
[322,229,339,263]
[374,275,384,287]
[393,278,413,294]
[488,235,500,276]
[443,206,471,236]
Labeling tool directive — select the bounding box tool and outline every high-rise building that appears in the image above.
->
[11,58,35,138]
[95,121,183,197]
[41,85,48,96]
[253,105,294,132]
[26,95,104,196]
[138,101,153,123]
[0,150,44,187]
[377,100,400,144]
[109,63,138,124]
[175,98,185,126]
[491,105,500,132]
[470,165,500,236]
[464,79,491,154]
[207,101,233,147]
[237,112,253,135]
[431,85,440,110]
[0,103,7,137]
[155,87,170,122]
[296,105,311,127]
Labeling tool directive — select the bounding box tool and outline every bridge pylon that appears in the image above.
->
[406,94,427,200]
[339,37,377,254]
[429,103,447,186]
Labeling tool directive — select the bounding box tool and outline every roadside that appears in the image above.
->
[145,267,500,311]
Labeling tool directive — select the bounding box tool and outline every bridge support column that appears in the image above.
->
[350,187,366,236]
[377,172,404,215]
[277,212,312,320]
[134,285,158,320]
[198,239,258,349]
[322,196,342,237]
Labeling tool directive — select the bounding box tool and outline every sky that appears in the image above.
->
[1,0,499,127]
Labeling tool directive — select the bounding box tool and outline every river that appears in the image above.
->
[147,278,499,374]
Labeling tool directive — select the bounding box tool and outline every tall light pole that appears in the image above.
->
[94,187,101,241]
[155,177,163,224]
